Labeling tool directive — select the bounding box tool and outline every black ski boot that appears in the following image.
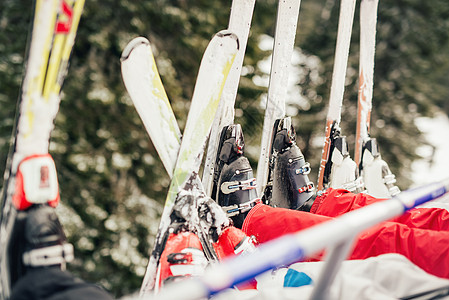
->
[9,205,118,300]
[265,117,315,211]
[5,154,73,291]
[7,154,112,300]
[8,205,74,289]
[214,124,259,229]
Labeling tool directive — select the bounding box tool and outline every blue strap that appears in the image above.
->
[283,268,313,288]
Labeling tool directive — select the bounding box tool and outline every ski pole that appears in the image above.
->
[151,178,449,300]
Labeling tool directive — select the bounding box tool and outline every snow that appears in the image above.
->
[411,113,449,187]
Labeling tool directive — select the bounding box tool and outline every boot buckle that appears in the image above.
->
[222,198,260,217]
[23,243,74,267]
[295,162,311,175]
[298,181,315,194]
[221,177,256,195]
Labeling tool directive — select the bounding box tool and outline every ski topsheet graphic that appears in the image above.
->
[127,31,239,295]
[316,0,357,193]
[256,0,302,197]
[0,0,85,299]
[121,37,182,178]
[355,0,400,198]
[202,0,255,197]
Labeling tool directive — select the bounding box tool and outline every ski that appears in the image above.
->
[121,36,235,277]
[121,35,218,279]
[120,0,255,186]
[131,30,239,295]
[256,0,302,197]
[0,0,84,299]
[355,0,400,198]
[202,0,255,197]
[354,0,377,168]
[121,37,182,178]
[316,0,358,193]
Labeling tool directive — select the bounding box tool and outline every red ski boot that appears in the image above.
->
[213,226,258,290]
[157,231,207,288]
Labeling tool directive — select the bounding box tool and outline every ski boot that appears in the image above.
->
[214,124,259,229]
[157,231,208,287]
[7,154,73,291]
[265,117,315,211]
[157,196,257,289]
[8,205,74,286]
[157,227,257,290]
[360,138,400,198]
[201,195,257,289]
[155,194,210,290]
[157,185,256,288]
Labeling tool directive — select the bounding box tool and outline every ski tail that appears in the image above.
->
[0,1,84,299]
[120,37,182,177]
[202,0,255,197]
[1,0,57,208]
[256,0,301,196]
[316,0,357,193]
[139,30,239,295]
[15,0,85,156]
[43,0,85,99]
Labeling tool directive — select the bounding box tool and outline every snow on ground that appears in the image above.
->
[412,113,449,187]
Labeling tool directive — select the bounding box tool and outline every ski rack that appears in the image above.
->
[150,178,449,300]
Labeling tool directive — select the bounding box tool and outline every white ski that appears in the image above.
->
[354,0,377,167]
[355,0,400,198]
[0,0,85,298]
[121,37,182,178]
[256,0,302,196]
[316,0,357,193]
[202,0,255,197]
[137,30,239,295]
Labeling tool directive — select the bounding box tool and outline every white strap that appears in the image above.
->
[23,243,74,267]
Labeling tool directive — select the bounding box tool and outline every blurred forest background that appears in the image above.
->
[1,0,449,297]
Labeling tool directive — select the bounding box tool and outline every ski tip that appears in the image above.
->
[215,29,240,51]
[121,36,150,62]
